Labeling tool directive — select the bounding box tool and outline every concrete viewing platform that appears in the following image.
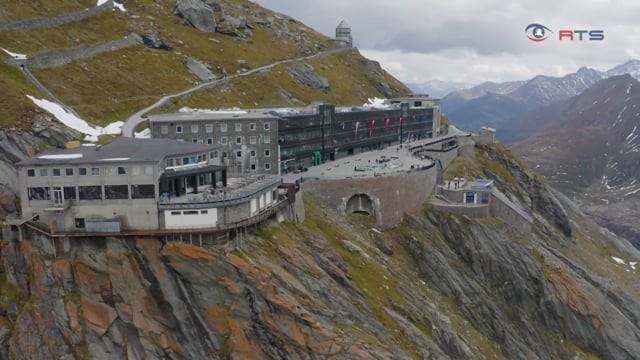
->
[283,133,461,184]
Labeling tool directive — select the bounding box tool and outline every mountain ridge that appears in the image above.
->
[441,60,640,142]
[2,1,640,359]
[511,74,640,247]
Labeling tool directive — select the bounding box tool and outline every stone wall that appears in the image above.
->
[6,34,143,69]
[301,166,437,230]
[489,192,533,235]
[0,0,114,32]
[430,203,490,219]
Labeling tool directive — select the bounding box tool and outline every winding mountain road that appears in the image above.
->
[121,47,352,137]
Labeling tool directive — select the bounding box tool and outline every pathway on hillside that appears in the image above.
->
[0,0,114,32]
[121,47,353,137]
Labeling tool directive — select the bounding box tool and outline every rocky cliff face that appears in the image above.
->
[2,144,640,359]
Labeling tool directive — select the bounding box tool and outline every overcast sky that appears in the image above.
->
[252,0,640,87]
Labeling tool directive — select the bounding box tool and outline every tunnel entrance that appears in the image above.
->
[346,193,374,215]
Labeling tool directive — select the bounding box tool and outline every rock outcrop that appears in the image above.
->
[185,59,216,82]
[290,63,329,91]
[174,0,217,33]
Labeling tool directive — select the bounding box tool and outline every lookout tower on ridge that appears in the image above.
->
[335,20,353,47]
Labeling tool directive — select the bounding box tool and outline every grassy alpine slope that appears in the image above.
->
[0,0,409,129]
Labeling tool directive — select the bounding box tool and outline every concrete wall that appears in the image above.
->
[430,203,490,218]
[301,166,437,230]
[431,146,459,170]
[489,194,532,235]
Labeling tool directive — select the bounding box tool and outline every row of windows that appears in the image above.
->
[164,122,271,135]
[164,149,271,167]
[170,209,209,216]
[27,184,155,201]
[184,135,272,146]
[26,166,152,177]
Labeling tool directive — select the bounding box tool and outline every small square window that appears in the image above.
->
[249,123,256,131]
[236,150,242,158]
[264,149,271,157]
[53,168,61,176]
[221,137,227,145]
[39,169,48,176]
[235,136,242,145]
[251,164,256,170]
[220,123,227,132]
[27,169,35,177]
[205,124,213,133]
[250,150,256,157]
[264,135,271,144]
[207,138,213,144]
[176,125,183,134]
[191,124,199,133]
[250,136,256,144]
[222,151,228,158]
[192,138,198,143]
[265,163,271,170]
[65,168,74,176]
[79,168,87,176]
[117,167,126,175]
[235,123,242,131]
[91,167,100,176]
[264,123,270,130]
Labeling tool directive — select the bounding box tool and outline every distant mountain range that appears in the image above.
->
[511,74,640,246]
[442,60,640,142]
[407,79,474,98]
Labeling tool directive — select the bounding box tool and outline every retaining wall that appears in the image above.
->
[489,191,533,235]
[6,33,143,69]
[0,0,114,32]
[430,203,490,219]
[301,166,437,230]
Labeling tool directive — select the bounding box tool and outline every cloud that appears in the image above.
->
[252,0,640,84]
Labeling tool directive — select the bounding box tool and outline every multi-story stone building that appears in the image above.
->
[148,112,279,175]
[15,138,285,236]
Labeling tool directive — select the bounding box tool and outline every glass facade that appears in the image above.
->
[278,104,434,172]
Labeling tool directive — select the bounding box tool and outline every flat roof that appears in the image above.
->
[18,138,219,166]
[149,111,279,123]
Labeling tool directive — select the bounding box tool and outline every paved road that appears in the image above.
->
[121,47,353,137]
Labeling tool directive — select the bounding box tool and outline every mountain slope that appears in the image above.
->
[2,143,640,359]
[512,74,640,246]
[0,0,409,128]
